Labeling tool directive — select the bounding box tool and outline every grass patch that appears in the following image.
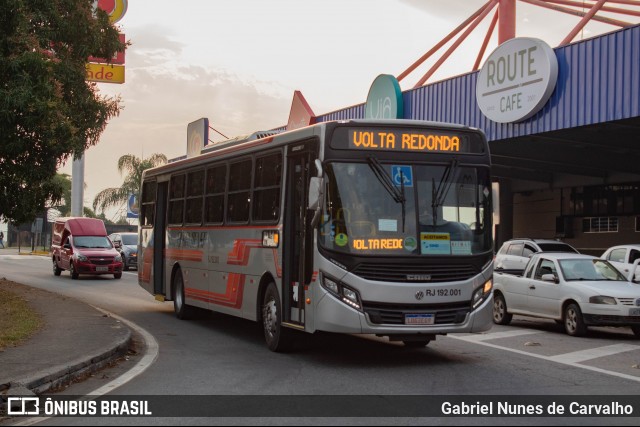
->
[0,288,43,350]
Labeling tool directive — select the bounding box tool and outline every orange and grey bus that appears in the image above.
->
[138,119,494,351]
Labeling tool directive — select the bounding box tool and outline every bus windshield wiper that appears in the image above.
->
[431,159,458,227]
[366,156,406,231]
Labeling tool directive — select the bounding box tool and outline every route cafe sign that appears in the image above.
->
[476,37,558,123]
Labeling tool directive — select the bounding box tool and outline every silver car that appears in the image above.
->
[109,232,138,271]
[493,253,640,338]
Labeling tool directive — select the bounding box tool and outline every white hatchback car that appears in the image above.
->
[494,238,579,275]
[493,253,640,338]
[601,244,640,282]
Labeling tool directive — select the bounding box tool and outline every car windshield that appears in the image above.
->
[73,236,112,249]
[319,161,492,256]
[121,234,137,245]
[560,259,627,282]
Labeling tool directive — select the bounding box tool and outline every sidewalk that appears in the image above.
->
[0,269,131,397]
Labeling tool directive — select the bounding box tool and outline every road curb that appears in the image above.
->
[9,328,132,395]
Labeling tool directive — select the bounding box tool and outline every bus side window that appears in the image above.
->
[253,152,282,223]
[205,164,227,224]
[168,174,186,225]
[185,169,204,225]
[227,158,252,223]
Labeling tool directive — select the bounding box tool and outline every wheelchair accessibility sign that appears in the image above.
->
[392,165,413,187]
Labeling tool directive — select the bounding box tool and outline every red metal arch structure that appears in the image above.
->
[398,0,640,88]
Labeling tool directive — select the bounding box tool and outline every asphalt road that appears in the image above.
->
[1,254,640,425]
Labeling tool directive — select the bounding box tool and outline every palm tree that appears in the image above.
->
[93,153,167,214]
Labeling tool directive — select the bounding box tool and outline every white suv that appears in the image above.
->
[495,238,579,274]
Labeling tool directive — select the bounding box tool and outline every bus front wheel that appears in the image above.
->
[262,283,293,352]
[173,268,195,320]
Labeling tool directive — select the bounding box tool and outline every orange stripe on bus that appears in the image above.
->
[165,248,203,262]
[185,272,245,309]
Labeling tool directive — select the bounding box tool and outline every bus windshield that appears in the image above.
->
[320,161,491,256]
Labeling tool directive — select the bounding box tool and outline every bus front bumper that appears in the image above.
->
[313,290,494,336]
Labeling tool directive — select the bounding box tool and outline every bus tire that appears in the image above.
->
[173,268,195,320]
[262,282,293,352]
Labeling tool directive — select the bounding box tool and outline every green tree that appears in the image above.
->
[0,0,125,224]
[93,154,168,214]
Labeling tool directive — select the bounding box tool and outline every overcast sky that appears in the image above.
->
[60,0,639,220]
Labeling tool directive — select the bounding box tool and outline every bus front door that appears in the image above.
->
[284,144,315,327]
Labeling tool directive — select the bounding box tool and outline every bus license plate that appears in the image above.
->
[96,266,108,272]
[630,308,640,316]
[405,314,434,325]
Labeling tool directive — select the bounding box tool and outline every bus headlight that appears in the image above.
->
[321,273,362,311]
[472,278,493,309]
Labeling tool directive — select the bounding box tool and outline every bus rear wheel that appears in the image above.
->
[173,268,195,320]
[262,283,293,352]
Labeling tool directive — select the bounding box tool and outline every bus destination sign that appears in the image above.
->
[332,128,483,154]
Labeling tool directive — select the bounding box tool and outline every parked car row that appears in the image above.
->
[493,239,640,338]
[51,217,138,280]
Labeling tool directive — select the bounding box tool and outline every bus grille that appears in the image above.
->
[351,263,477,283]
[363,301,471,325]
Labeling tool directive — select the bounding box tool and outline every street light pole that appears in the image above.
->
[71,155,85,217]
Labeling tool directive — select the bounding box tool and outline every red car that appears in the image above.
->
[51,217,123,279]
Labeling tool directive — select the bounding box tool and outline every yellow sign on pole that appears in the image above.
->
[86,63,125,84]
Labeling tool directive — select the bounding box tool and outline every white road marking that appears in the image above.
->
[458,328,542,341]
[12,309,159,426]
[548,344,640,364]
[451,334,640,383]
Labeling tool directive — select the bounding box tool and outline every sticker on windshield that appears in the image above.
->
[421,233,451,255]
[391,165,413,187]
[378,219,398,232]
[404,237,418,252]
[335,233,349,247]
[451,241,472,255]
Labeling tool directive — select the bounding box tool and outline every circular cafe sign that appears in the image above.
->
[476,37,558,123]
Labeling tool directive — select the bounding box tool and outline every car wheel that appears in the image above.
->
[70,262,79,280]
[493,293,512,325]
[173,268,194,320]
[53,259,62,276]
[631,325,640,339]
[114,272,122,279]
[123,262,129,272]
[403,340,431,348]
[262,282,293,352]
[564,303,587,337]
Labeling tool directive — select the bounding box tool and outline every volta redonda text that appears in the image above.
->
[353,238,404,250]
[350,130,461,152]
